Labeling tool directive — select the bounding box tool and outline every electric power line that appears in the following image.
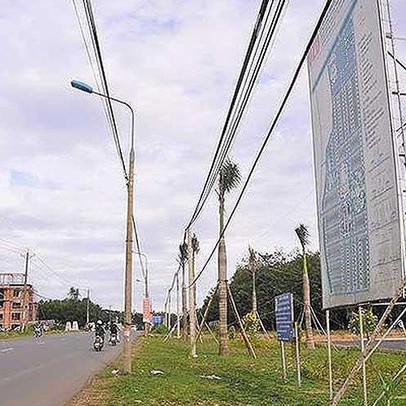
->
[188,0,333,288]
[186,0,288,229]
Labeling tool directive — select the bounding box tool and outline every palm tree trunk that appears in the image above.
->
[181,263,187,338]
[188,231,197,357]
[252,269,257,315]
[302,250,315,349]
[218,195,228,355]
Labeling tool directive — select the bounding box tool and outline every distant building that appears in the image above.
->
[0,273,38,330]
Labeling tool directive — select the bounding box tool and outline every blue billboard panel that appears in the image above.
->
[275,292,294,342]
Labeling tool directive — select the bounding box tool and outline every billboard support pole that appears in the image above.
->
[326,310,333,400]
[294,322,301,387]
[280,340,287,381]
[358,306,368,406]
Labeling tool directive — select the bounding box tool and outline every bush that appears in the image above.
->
[242,311,260,341]
[348,308,378,338]
[228,325,236,339]
[151,324,169,335]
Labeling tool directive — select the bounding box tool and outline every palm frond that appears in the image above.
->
[178,242,188,264]
[219,158,241,195]
[295,224,310,250]
[191,233,200,255]
[248,246,256,263]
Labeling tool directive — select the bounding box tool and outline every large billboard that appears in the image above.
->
[308,0,404,308]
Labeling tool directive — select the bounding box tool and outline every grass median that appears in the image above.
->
[69,334,406,405]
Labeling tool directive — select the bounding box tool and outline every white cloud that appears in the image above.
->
[0,0,405,311]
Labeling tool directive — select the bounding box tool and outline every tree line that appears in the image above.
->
[200,248,349,331]
[38,288,143,328]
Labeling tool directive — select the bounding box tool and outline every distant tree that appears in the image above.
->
[201,247,349,332]
[67,287,80,301]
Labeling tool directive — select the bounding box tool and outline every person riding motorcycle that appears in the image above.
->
[95,320,105,340]
[34,321,44,338]
[110,322,118,336]
[109,322,119,344]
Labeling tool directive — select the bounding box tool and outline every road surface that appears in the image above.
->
[332,338,406,351]
[0,332,123,406]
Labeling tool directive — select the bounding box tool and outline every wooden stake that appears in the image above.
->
[227,284,256,359]
[195,283,218,344]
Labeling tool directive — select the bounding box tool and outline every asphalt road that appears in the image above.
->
[0,332,123,406]
[333,338,406,351]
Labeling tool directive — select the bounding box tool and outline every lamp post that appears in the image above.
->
[133,251,150,333]
[71,80,135,374]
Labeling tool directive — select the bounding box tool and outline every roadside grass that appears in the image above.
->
[71,335,406,405]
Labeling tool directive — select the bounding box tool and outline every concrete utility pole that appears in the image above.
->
[70,80,135,374]
[123,145,135,373]
[168,287,172,329]
[86,289,90,326]
[134,251,150,333]
[22,251,34,330]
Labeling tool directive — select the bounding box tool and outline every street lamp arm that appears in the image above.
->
[91,90,135,152]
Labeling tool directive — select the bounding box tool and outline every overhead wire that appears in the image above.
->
[192,0,288,226]
[188,0,334,288]
[186,0,280,229]
[73,0,146,282]
[81,0,128,180]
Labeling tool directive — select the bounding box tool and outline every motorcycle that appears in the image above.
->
[93,335,104,351]
[109,333,118,346]
[34,326,43,339]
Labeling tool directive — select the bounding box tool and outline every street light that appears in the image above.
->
[133,251,150,333]
[71,79,135,374]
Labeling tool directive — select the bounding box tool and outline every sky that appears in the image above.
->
[0,0,406,312]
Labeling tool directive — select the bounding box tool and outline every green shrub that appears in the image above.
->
[151,324,168,335]
[348,308,378,338]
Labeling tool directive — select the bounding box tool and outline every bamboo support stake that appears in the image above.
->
[195,283,218,345]
[227,284,256,359]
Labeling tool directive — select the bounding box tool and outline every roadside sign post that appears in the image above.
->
[294,322,301,387]
[280,340,287,380]
[326,309,333,400]
[359,306,368,406]
[275,293,295,383]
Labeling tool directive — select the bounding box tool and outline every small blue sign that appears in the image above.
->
[275,292,294,342]
[152,315,163,325]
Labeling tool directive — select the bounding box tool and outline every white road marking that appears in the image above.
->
[1,347,14,353]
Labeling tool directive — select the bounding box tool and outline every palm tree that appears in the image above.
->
[295,224,315,349]
[189,233,199,357]
[178,242,188,337]
[248,246,258,315]
[67,287,80,301]
[218,158,241,356]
